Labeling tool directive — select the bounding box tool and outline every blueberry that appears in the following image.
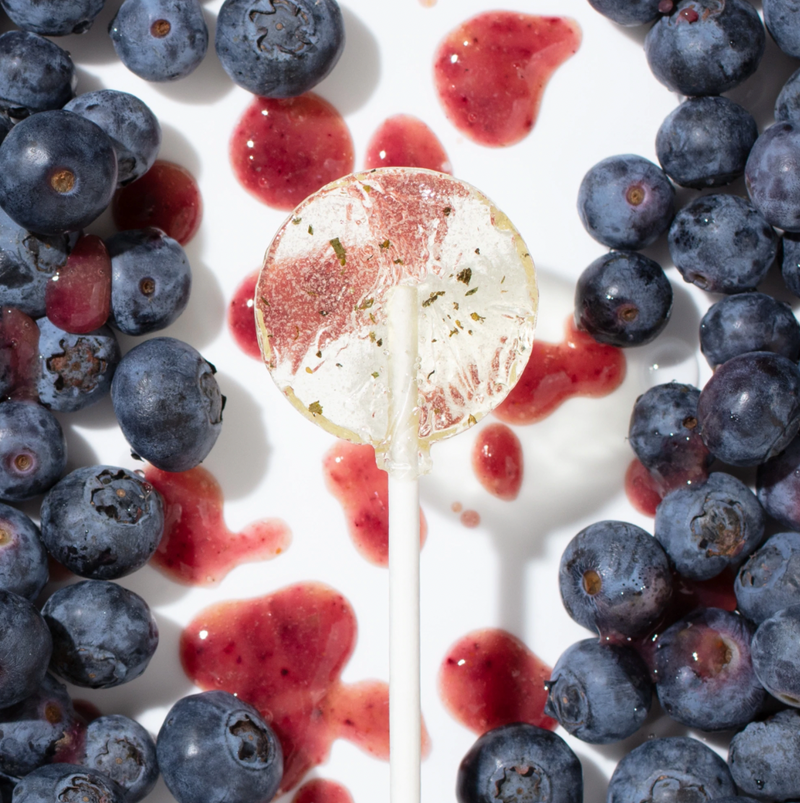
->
[0,110,117,236]
[157,691,282,803]
[456,723,582,803]
[216,0,345,98]
[607,736,736,802]
[0,401,66,501]
[656,96,757,190]
[574,251,673,347]
[0,31,75,118]
[107,228,191,335]
[697,351,800,466]
[13,764,125,803]
[736,533,800,625]
[0,502,47,600]
[543,639,651,744]
[577,154,674,250]
[644,0,765,96]
[668,194,778,294]
[700,293,800,369]
[40,465,164,580]
[764,0,800,59]
[776,67,800,126]
[751,604,800,706]
[781,231,800,297]
[0,0,105,36]
[559,520,673,639]
[746,122,800,232]
[42,579,158,689]
[109,0,208,82]
[757,434,800,530]
[64,90,161,187]
[586,0,665,25]
[111,337,223,472]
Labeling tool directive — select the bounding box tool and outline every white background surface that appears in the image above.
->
[22,0,800,801]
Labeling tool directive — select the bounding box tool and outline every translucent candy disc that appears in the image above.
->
[255,167,537,470]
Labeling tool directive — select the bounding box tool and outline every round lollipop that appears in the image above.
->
[255,167,537,803]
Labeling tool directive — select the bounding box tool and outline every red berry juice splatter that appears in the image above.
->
[45,235,111,334]
[433,12,581,147]
[364,115,452,174]
[472,422,523,500]
[230,94,354,211]
[439,628,555,734]
[293,779,353,803]
[112,160,202,245]
[322,440,427,567]
[145,464,291,585]
[494,317,626,425]
[625,458,663,517]
[228,269,261,359]
[0,307,39,401]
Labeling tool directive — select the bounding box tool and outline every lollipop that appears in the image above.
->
[255,167,537,803]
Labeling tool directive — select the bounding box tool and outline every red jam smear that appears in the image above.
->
[494,318,626,425]
[322,440,427,567]
[364,115,452,174]
[625,458,663,517]
[439,628,555,734]
[45,235,111,334]
[112,160,203,245]
[145,465,291,585]
[230,93,354,212]
[293,779,353,803]
[433,12,581,147]
[228,269,261,359]
[472,423,523,500]
[0,307,39,401]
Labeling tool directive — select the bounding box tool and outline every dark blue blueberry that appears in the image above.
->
[0,110,117,236]
[757,434,800,530]
[157,691,282,803]
[456,723,581,803]
[36,318,120,413]
[81,715,158,803]
[215,0,344,98]
[574,251,672,347]
[559,520,673,639]
[577,154,674,250]
[0,590,52,708]
[656,96,757,189]
[628,382,712,491]
[776,67,800,126]
[607,736,736,802]
[764,0,800,59]
[0,401,66,501]
[42,579,158,689]
[746,122,800,232]
[736,532,800,624]
[0,502,47,600]
[111,337,223,472]
[0,31,75,118]
[40,465,164,580]
[751,604,800,706]
[64,91,161,187]
[697,351,800,466]
[644,0,765,96]
[0,0,105,35]
[700,293,800,369]
[13,764,124,803]
[109,0,208,82]
[668,194,778,294]
[728,709,800,800]
[781,231,800,297]
[654,607,765,731]
[0,114,11,145]
[107,228,191,335]
[586,0,665,25]
[543,639,651,744]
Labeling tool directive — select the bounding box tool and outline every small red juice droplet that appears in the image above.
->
[145,464,291,585]
[472,423,523,500]
[0,307,39,401]
[45,235,111,334]
[364,115,452,174]
[460,510,481,528]
[230,94,354,211]
[293,779,354,803]
[322,440,427,567]
[494,317,626,425]
[625,458,663,517]
[439,628,555,734]
[228,269,261,359]
[113,160,202,245]
[433,12,581,147]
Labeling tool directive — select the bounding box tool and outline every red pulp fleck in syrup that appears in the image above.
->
[472,422,523,501]
[433,12,581,147]
[145,464,291,585]
[293,779,353,803]
[230,93,354,211]
[494,317,626,425]
[460,510,481,527]
[322,440,427,567]
[439,628,555,734]
[228,269,261,359]
[364,114,452,174]
[625,458,662,517]
[112,160,202,245]
[0,307,39,401]
[45,235,111,334]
